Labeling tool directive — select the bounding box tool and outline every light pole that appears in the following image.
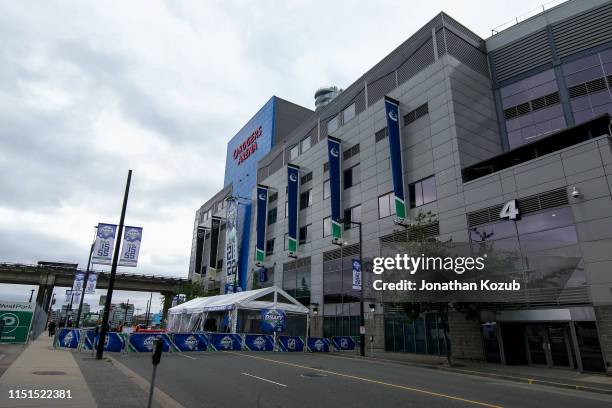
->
[76,227,97,328]
[340,219,365,357]
[28,289,35,303]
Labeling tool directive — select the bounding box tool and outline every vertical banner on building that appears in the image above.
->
[85,272,98,294]
[92,223,117,265]
[209,217,221,269]
[118,226,143,267]
[384,96,407,222]
[352,259,362,290]
[287,164,300,254]
[195,227,206,275]
[327,136,343,240]
[225,198,239,291]
[255,185,269,264]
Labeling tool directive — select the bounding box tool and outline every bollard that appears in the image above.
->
[147,338,164,408]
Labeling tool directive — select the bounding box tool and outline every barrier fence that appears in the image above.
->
[54,329,357,354]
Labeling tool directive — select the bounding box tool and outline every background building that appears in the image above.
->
[109,303,134,327]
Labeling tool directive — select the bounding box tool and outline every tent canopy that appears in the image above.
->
[168,286,309,315]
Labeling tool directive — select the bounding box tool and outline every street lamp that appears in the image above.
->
[339,219,365,357]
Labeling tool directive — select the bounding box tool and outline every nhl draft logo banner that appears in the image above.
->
[352,259,362,290]
[278,336,304,352]
[260,309,285,333]
[209,333,242,351]
[327,136,343,240]
[118,226,143,267]
[83,331,126,352]
[255,185,269,264]
[244,334,274,351]
[332,336,356,351]
[286,164,300,254]
[307,337,331,352]
[92,223,117,265]
[173,333,209,352]
[128,333,173,352]
[384,96,407,222]
[85,272,98,294]
[224,198,239,292]
[71,271,85,298]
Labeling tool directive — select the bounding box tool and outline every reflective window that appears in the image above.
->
[409,176,436,208]
[516,207,573,235]
[267,207,277,225]
[323,179,331,199]
[299,224,311,244]
[344,164,360,189]
[327,116,339,134]
[378,192,396,219]
[300,190,312,210]
[301,136,311,153]
[343,205,361,230]
[265,239,275,256]
[343,104,356,123]
[323,217,331,237]
[290,145,299,160]
[469,220,517,242]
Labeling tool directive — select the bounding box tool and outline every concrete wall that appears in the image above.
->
[448,311,485,361]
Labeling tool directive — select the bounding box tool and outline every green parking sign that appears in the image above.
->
[0,302,34,344]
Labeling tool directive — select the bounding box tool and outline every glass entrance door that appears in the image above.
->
[525,323,573,368]
[547,324,571,367]
[525,324,548,365]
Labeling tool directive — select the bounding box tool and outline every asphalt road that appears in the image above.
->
[115,351,612,408]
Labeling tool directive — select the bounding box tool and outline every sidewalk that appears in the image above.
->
[0,336,97,407]
[340,350,612,395]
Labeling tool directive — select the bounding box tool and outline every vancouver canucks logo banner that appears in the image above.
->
[255,185,269,264]
[384,96,407,221]
[224,198,239,291]
[260,309,285,333]
[92,223,117,265]
[287,164,300,254]
[118,226,143,267]
[327,136,343,240]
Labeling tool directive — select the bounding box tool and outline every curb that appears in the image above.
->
[107,355,185,408]
[331,353,612,396]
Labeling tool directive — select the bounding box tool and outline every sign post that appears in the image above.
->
[147,338,164,408]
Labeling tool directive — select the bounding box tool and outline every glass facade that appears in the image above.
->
[501,69,565,149]
[563,49,612,125]
[384,313,448,356]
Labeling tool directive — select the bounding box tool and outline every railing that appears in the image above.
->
[490,0,569,36]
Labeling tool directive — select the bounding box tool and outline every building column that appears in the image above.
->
[448,311,485,361]
[594,305,612,374]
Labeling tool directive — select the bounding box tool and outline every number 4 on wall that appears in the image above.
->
[500,199,520,220]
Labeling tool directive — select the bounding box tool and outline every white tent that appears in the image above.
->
[166,286,309,333]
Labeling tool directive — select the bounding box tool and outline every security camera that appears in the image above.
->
[571,186,581,198]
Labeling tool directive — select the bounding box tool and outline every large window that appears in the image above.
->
[301,136,311,153]
[290,145,299,160]
[265,239,275,256]
[409,176,436,208]
[300,190,312,210]
[323,179,331,199]
[343,103,356,123]
[344,164,360,189]
[343,205,361,230]
[501,69,565,149]
[323,217,332,237]
[378,192,397,219]
[267,207,277,225]
[299,224,311,244]
[327,116,339,134]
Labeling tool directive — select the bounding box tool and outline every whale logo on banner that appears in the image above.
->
[255,185,269,264]
[327,137,343,240]
[286,164,300,254]
[384,96,407,222]
[92,223,117,265]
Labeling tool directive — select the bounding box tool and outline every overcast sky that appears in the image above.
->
[0,0,561,312]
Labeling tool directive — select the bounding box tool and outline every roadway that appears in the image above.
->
[115,351,612,408]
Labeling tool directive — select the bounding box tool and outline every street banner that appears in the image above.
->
[64,289,80,304]
[128,333,174,352]
[118,226,143,267]
[0,302,34,344]
[352,259,362,290]
[173,333,209,352]
[327,136,343,240]
[278,336,304,352]
[83,331,126,352]
[56,328,80,348]
[209,333,242,351]
[384,96,407,222]
[287,164,300,254]
[99,295,106,306]
[258,267,267,283]
[260,309,285,333]
[244,334,274,351]
[195,227,206,275]
[92,223,117,265]
[307,337,331,352]
[85,272,98,294]
[224,198,238,292]
[209,217,221,270]
[332,336,356,351]
[71,271,85,297]
[255,185,269,264]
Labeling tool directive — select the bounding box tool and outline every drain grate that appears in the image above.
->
[301,373,327,378]
[32,371,66,376]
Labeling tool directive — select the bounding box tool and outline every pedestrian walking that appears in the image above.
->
[48,320,56,336]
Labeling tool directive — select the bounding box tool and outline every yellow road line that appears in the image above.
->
[224,352,503,408]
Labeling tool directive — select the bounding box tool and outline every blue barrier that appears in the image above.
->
[173,333,209,352]
[307,337,331,352]
[209,333,242,351]
[278,336,304,352]
[331,336,356,351]
[56,329,80,348]
[244,334,274,351]
[129,333,174,352]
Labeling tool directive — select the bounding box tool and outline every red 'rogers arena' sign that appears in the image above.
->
[233,126,263,165]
